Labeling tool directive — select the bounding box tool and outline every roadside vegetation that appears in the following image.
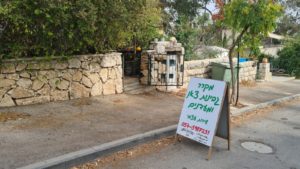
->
[0,0,162,59]
[275,37,300,78]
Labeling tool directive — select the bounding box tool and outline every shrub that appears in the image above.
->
[0,0,162,59]
[276,37,300,78]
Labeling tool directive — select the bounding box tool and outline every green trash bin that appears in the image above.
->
[211,62,237,86]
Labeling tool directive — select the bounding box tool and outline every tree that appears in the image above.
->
[222,0,282,103]
[276,37,300,78]
[276,0,300,37]
[163,0,225,60]
[0,0,162,59]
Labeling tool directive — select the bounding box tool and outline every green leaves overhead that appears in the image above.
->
[0,0,162,59]
[223,0,282,38]
[223,0,283,55]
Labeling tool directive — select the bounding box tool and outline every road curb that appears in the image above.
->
[232,94,300,116]
[17,125,177,169]
[18,94,300,169]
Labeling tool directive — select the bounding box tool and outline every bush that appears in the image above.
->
[0,0,162,59]
[276,37,300,78]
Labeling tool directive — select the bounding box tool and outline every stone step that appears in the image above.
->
[124,84,144,92]
[124,81,140,89]
[125,86,156,95]
[123,77,155,94]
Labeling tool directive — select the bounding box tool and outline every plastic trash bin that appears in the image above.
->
[211,62,237,86]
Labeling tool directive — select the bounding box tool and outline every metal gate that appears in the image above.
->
[148,52,184,86]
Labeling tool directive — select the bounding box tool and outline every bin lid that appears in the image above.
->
[212,62,237,68]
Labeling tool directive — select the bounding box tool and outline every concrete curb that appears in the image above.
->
[18,125,177,169]
[18,94,300,169]
[232,94,300,116]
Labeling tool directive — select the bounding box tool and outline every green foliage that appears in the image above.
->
[174,16,198,61]
[164,0,223,61]
[223,0,283,54]
[0,0,162,59]
[276,37,300,78]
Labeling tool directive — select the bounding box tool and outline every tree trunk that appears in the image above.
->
[235,43,240,106]
[227,26,249,104]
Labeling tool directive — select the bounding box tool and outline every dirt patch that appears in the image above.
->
[14,115,65,130]
[0,112,31,122]
[72,98,93,106]
[240,80,256,87]
[174,88,187,97]
[232,102,247,108]
[113,99,124,104]
[72,136,176,169]
[231,105,278,127]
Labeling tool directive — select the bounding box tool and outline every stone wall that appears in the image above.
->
[184,58,257,86]
[0,53,123,107]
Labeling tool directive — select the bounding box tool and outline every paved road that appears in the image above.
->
[102,100,300,169]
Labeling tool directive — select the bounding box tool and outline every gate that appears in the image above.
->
[147,52,184,86]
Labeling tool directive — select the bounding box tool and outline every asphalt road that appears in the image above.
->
[102,100,300,169]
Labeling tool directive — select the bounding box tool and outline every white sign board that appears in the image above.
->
[176,77,226,146]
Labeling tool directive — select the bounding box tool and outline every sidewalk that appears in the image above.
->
[0,77,299,169]
[239,77,299,105]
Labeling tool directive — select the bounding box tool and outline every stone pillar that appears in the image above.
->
[258,63,272,81]
[141,39,184,92]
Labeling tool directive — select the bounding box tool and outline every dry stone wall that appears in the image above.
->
[184,58,257,86]
[0,53,123,107]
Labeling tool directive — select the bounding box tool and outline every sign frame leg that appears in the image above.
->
[175,134,182,142]
[206,138,216,160]
[226,86,231,151]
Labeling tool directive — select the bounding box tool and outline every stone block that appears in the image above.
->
[16,63,27,71]
[70,82,90,99]
[54,62,68,70]
[50,90,69,101]
[20,72,30,78]
[49,78,60,89]
[57,79,69,90]
[115,79,123,94]
[0,94,15,107]
[103,79,116,95]
[68,58,81,68]
[17,78,32,88]
[37,84,50,96]
[27,63,40,70]
[82,76,93,88]
[32,79,45,91]
[81,61,89,70]
[62,72,72,81]
[16,96,50,105]
[101,55,117,67]
[46,71,57,79]
[9,87,34,99]
[1,63,16,73]
[108,68,117,79]
[85,72,100,84]
[115,54,122,65]
[115,66,122,79]
[0,79,15,88]
[0,88,7,98]
[91,82,103,96]
[73,71,83,82]
[89,63,101,72]
[6,74,19,80]
[99,69,108,83]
